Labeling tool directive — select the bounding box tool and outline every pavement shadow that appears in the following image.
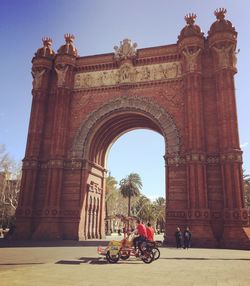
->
[55,256,146,265]
[0,262,45,266]
[0,239,109,248]
[56,257,108,265]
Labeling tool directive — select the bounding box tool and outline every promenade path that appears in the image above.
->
[0,235,250,286]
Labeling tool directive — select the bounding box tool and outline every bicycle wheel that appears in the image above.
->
[140,250,154,264]
[106,250,120,263]
[152,247,160,260]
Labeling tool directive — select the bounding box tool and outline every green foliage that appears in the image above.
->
[243,170,250,222]
[119,173,142,216]
[133,195,154,221]
[153,197,166,232]
[105,174,118,218]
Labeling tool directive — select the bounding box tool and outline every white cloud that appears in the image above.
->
[240,142,249,148]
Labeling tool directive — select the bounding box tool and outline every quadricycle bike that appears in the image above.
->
[97,232,161,264]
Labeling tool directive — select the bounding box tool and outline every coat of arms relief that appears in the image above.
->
[74,39,182,89]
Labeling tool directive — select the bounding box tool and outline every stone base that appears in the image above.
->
[221,226,250,249]
[12,219,33,240]
[165,222,219,248]
[32,221,62,240]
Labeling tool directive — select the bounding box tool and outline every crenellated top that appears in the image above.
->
[57,34,78,57]
[35,37,55,59]
[178,13,204,41]
[208,8,237,37]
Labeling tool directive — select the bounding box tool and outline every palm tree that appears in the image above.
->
[119,173,142,217]
[134,195,155,223]
[153,197,166,233]
[105,174,118,219]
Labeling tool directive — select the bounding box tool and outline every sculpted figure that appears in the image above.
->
[55,65,69,87]
[119,63,135,83]
[158,65,166,79]
[213,45,232,68]
[141,67,151,80]
[74,74,81,88]
[182,48,201,72]
[83,74,93,87]
[233,48,240,68]
[32,68,46,89]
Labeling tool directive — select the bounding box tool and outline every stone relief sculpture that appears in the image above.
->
[114,38,137,61]
[182,48,201,72]
[213,45,232,68]
[55,65,69,87]
[32,68,46,89]
[141,66,151,80]
[118,63,136,83]
[74,62,182,89]
[233,48,240,69]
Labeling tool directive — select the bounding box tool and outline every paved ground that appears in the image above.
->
[0,235,250,286]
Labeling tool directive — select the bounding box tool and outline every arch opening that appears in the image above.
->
[73,96,181,240]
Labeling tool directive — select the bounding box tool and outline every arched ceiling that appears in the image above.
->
[89,111,163,166]
[71,96,181,165]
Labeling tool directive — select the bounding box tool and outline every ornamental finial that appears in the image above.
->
[42,37,52,48]
[214,8,227,20]
[184,13,197,25]
[64,33,75,44]
[114,38,137,61]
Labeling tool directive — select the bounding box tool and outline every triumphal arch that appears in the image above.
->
[15,9,250,248]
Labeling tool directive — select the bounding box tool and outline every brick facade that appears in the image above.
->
[15,10,250,248]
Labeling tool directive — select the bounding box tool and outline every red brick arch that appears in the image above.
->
[15,11,250,248]
[71,96,181,162]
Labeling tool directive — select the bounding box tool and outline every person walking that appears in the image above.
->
[183,227,192,249]
[174,227,182,248]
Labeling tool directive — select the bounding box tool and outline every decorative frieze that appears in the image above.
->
[186,209,211,220]
[22,160,39,169]
[220,153,242,162]
[47,159,64,168]
[207,156,220,164]
[167,155,186,166]
[23,159,84,169]
[74,61,182,90]
[167,210,186,218]
[32,208,80,217]
[223,208,248,222]
[64,160,83,169]
[167,153,242,165]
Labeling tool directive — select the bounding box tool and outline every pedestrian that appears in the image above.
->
[146,222,155,241]
[183,227,192,249]
[174,227,182,248]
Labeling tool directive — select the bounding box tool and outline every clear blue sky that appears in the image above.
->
[0,0,249,200]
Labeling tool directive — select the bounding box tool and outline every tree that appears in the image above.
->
[153,197,166,232]
[119,173,142,217]
[105,174,118,219]
[134,194,155,223]
[0,144,21,227]
[243,170,250,223]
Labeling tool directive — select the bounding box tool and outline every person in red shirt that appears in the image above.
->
[133,219,147,252]
[146,222,155,241]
